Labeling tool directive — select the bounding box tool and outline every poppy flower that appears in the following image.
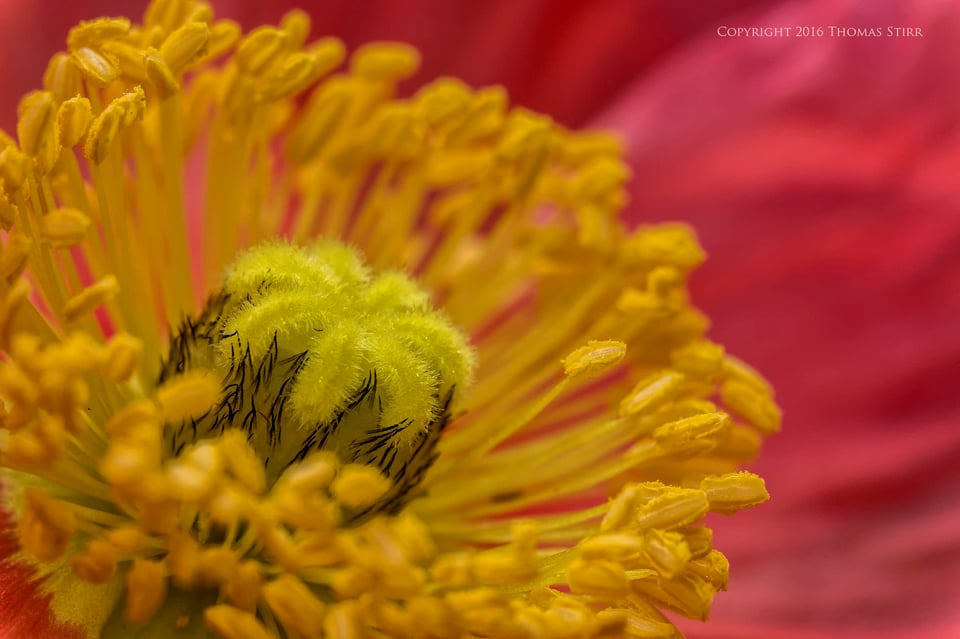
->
[0,1,779,638]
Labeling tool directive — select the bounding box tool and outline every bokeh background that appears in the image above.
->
[2,1,959,637]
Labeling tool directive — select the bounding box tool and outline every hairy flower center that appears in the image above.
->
[159,241,473,517]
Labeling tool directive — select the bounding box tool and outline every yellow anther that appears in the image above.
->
[331,565,375,598]
[104,525,151,554]
[206,483,257,526]
[679,526,714,559]
[275,451,339,492]
[713,423,763,462]
[330,464,392,509]
[67,17,131,50]
[288,79,351,161]
[115,86,147,124]
[205,20,242,60]
[100,40,149,82]
[610,608,676,639]
[63,275,119,322]
[573,202,618,250]
[160,21,210,73]
[236,27,289,76]
[652,412,729,449]
[351,42,420,80]
[0,365,40,406]
[204,605,274,639]
[18,488,76,562]
[688,550,730,590]
[541,596,605,637]
[98,332,143,382]
[721,380,782,434]
[166,456,221,502]
[0,193,17,229]
[601,484,643,532]
[155,370,219,423]
[57,97,94,148]
[323,601,366,639]
[225,560,262,612]
[71,538,119,583]
[1,234,31,282]
[562,340,626,379]
[562,131,624,166]
[262,574,327,639]
[654,574,716,620]
[472,550,537,585]
[626,223,706,271]
[3,430,47,469]
[670,340,725,379]
[184,3,213,24]
[280,9,311,49]
[106,399,159,437]
[572,158,629,203]
[463,86,508,137]
[387,512,436,563]
[307,37,346,76]
[260,51,320,102]
[619,370,685,417]
[616,287,673,317]
[426,151,491,186]
[84,104,123,164]
[0,146,29,193]
[408,596,456,637]
[722,355,773,394]
[40,208,91,248]
[43,53,83,103]
[255,522,301,573]
[647,266,681,298]
[634,488,709,532]
[17,91,56,159]
[143,0,188,33]
[197,546,240,587]
[71,47,120,86]
[497,112,551,160]
[100,443,160,486]
[167,532,201,589]
[567,558,630,597]
[700,472,769,514]
[579,533,645,561]
[0,279,31,347]
[430,551,474,588]
[643,530,692,578]
[414,78,472,126]
[145,53,181,98]
[219,429,267,494]
[125,558,168,624]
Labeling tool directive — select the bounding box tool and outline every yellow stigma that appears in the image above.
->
[0,2,780,638]
[161,240,473,514]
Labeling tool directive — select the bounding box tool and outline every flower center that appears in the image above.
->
[159,240,474,517]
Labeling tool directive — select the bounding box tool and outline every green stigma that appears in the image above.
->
[160,240,474,516]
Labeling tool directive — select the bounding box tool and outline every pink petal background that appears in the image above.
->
[2,0,959,637]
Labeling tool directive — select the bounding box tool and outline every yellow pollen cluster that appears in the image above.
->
[0,0,781,637]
